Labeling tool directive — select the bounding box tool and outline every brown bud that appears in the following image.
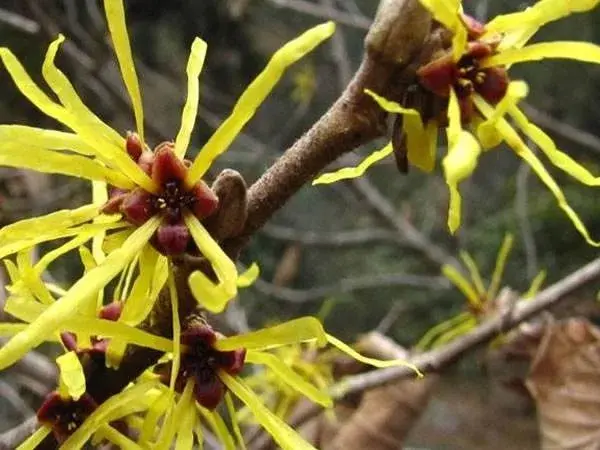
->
[125,132,143,161]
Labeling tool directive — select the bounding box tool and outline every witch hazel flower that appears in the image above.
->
[0,0,335,370]
[315,0,600,245]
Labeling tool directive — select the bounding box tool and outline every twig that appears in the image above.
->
[515,161,538,279]
[0,379,34,418]
[349,176,459,269]
[268,0,371,29]
[261,224,400,247]
[0,7,39,34]
[0,416,38,450]
[333,255,600,396]
[252,272,449,303]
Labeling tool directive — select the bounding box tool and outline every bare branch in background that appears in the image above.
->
[522,102,600,155]
[0,416,38,450]
[515,161,539,279]
[348,176,459,269]
[268,0,371,29]
[252,272,449,303]
[261,224,400,247]
[0,7,39,34]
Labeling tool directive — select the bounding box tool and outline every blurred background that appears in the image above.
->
[1,0,600,448]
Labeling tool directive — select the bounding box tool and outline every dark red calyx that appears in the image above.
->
[37,392,98,443]
[126,132,144,161]
[475,66,509,104]
[417,53,457,97]
[461,13,486,39]
[153,222,191,255]
[120,188,156,226]
[189,180,219,219]
[152,142,187,187]
[155,324,246,410]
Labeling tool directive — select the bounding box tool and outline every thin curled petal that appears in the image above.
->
[167,269,182,393]
[246,350,332,408]
[216,317,327,351]
[487,234,514,301]
[186,22,335,184]
[224,393,246,450]
[473,95,600,246]
[509,105,600,186]
[524,270,546,299]
[458,251,485,297]
[0,146,134,189]
[61,381,158,449]
[417,0,466,60]
[0,204,99,248]
[41,35,124,148]
[103,0,145,143]
[313,143,393,185]
[196,407,236,450]
[96,425,142,450]
[57,351,86,400]
[220,372,318,450]
[482,41,600,68]
[0,126,96,155]
[40,35,157,193]
[326,334,423,376]
[175,38,207,159]
[416,312,473,350]
[0,216,161,370]
[156,380,194,449]
[442,265,481,308]
[237,263,260,288]
[185,213,238,312]
[476,81,528,149]
[16,426,51,450]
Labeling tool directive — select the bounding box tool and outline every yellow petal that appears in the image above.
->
[476,81,529,148]
[458,251,485,297]
[175,399,197,450]
[40,35,124,149]
[524,270,546,299]
[482,41,600,68]
[62,316,173,353]
[0,216,160,370]
[168,269,182,394]
[215,317,327,351]
[40,35,157,193]
[186,22,335,184]
[0,204,98,245]
[416,311,473,350]
[62,380,158,449]
[365,89,421,115]
[220,372,318,450]
[486,0,599,40]
[196,407,236,450]
[174,38,207,159]
[474,95,600,246]
[57,351,86,400]
[405,117,437,172]
[16,426,51,450]
[487,234,514,301]
[313,143,394,185]
[426,315,477,348]
[246,350,332,408]
[442,131,481,233]
[185,213,238,313]
[237,262,260,288]
[96,424,142,450]
[509,105,600,186]
[103,0,145,143]
[0,145,134,189]
[442,264,482,308]
[156,379,195,449]
[224,393,247,450]
[326,334,422,376]
[139,390,172,445]
[417,0,466,60]
[92,181,110,265]
[0,125,96,155]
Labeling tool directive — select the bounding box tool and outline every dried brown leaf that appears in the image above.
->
[526,318,600,449]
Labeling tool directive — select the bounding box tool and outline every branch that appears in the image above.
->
[0,416,38,450]
[252,272,449,303]
[261,224,400,247]
[333,256,600,396]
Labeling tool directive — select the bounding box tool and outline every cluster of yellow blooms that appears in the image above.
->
[0,0,599,448]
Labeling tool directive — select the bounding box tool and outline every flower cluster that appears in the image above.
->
[315,0,600,246]
[416,234,546,350]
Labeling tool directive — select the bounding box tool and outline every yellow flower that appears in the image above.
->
[314,0,600,244]
[0,0,335,371]
[416,234,546,350]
